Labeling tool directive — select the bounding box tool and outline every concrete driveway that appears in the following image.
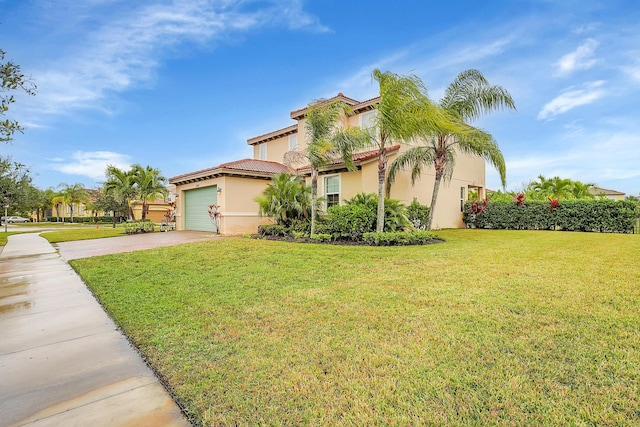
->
[54,230,223,260]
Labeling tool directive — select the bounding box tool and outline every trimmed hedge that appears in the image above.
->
[362,231,441,246]
[464,200,637,233]
[45,216,122,224]
[124,220,156,234]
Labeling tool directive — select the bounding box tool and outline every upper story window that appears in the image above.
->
[325,175,340,209]
[259,143,267,160]
[360,110,376,130]
[289,134,297,151]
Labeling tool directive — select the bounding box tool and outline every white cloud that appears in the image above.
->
[29,0,327,116]
[50,151,132,181]
[537,80,606,120]
[555,38,599,76]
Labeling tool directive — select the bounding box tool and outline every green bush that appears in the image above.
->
[124,220,155,234]
[326,202,376,241]
[257,224,288,237]
[464,199,637,233]
[289,219,311,236]
[310,233,332,243]
[406,198,430,230]
[325,193,410,240]
[362,231,440,246]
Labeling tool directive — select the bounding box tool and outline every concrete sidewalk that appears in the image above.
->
[0,233,191,427]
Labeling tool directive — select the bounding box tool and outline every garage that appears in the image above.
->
[184,186,218,232]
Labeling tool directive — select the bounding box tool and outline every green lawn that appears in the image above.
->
[41,226,127,243]
[71,230,640,426]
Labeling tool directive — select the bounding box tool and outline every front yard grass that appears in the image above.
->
[71,229,640,426]
[41,226,127,243]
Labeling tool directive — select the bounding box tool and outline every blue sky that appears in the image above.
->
[2,0,639,196]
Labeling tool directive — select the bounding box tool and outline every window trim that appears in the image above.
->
[259,143,267,160]
[324,174,341,209]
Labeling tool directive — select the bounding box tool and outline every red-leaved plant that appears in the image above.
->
[513,193,526,206]
[469,198,488,214]
[548,197,560,210]
[208,204,221,218]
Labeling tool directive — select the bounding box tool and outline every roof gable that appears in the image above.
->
[169,159,291,185]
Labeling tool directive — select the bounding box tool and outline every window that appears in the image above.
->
[460,187,466,212]
[360,110,376,130]
[325,175,340,208]
[288,134,297,151]
[259,143,267,160]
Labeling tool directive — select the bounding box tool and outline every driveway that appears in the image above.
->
[54,230,224,260]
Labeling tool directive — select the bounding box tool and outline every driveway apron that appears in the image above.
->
[0,233,191,427]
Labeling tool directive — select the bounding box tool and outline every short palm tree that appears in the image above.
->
[104,165,136,220]
[388,69,515,230]
[284,99,367,235]
[131,164,168,221]
[58,182,88,223]
[255,173,312,227]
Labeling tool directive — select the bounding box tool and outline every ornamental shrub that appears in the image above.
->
[326,202,376,241]
[362,231,440,246]
[464,199,636,233]
[257,224,288,237]
[406,198,430,230]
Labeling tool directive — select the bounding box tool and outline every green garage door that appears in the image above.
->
[184,186,217,232]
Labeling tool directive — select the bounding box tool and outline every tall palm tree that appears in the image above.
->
[131,164,168,221]
[388,69,515,230]
[58,182,88,223]
[366,69,447,232]
[284,99,367,235]
[104,165,136,220]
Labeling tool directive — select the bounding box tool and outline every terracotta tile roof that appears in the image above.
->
[290,93,363,120]
[353,144,399,162]
[219,158,291,174]
[296,145,401,173]
[169,159,291,185]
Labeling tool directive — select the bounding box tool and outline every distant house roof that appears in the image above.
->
[169,158,292,185]
[588,187,626,196]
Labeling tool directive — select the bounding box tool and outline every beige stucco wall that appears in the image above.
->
[253,133,296,164]
[312,143,487,229]
[175,176,273,234]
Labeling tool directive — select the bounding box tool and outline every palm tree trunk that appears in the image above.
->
[376,148,387,233]
[427,173,443,231]
[310,167,318,236]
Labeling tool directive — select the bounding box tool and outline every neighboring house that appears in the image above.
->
[170,93,487,234]
[589,187,626,201]
[48,189,102,221]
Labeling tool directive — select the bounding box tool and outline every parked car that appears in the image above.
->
[2,216,31,223]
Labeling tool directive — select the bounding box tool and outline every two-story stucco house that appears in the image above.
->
[169,94,488,234]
